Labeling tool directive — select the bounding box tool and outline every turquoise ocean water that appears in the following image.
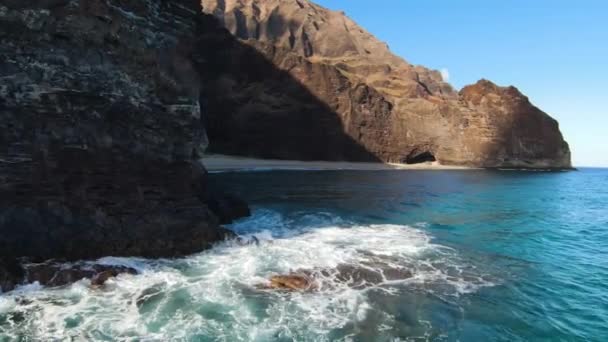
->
[1,168,607,341]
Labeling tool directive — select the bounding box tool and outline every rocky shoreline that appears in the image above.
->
[0,0,249,293]
[0,183,250,293]
[0,0,572,294]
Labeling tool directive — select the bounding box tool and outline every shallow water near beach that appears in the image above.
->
[1,168,607,341]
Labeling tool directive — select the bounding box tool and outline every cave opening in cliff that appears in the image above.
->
[405,151,437,164]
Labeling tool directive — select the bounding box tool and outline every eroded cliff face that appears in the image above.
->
[0,0,572,292]
[201,0,571,168]
[0,0,239,268]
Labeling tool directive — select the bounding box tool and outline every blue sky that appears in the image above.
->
[314,0,608,167]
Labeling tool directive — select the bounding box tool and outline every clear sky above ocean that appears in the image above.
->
[314,0,608,167]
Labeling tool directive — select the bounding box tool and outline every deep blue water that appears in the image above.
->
[209,168,608,341]
[1,168,606,341]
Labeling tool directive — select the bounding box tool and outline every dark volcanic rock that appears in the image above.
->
[23,261,137,288]
[201,0,572,168]
[0,259,138,292]
[1,154,234,261]
[0,0,237,263]
[0,258,24,293]
[207,193,251,224]
[258,263,414,292]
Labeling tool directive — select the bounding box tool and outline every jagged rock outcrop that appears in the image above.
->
[0,0,248,281]
[0,259,139,293]
[201,0,571,168]
[23,261,137,289]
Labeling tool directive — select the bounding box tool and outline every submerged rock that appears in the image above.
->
[259,263,414,292]
[323,264,413,289]
[136,284,166,310]
[23,262,138,288]
[259,274,318,291]
[0,260,138,292]
[90,270,121,287]
[235,236,260,246]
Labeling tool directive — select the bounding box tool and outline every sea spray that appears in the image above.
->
[0,209,495,340]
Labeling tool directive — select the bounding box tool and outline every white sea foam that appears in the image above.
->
[0,210,495,341]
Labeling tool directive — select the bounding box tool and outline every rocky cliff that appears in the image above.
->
[0,0,249,290]
[200,0,571,168]
[0,0,572,292]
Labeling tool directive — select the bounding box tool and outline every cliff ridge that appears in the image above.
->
[201,0,571,168]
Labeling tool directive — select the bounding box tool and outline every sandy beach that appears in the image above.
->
[201,154,472,172]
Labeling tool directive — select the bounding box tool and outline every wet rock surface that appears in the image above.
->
[258,263,414,292]
[207,193,252,224]
[23,262,138,288]
[0,258,138,292]
[261,274,317,291]
[0,258,24,293]
[1,154,235,262]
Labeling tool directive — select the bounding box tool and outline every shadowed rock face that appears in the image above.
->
[201,0,572,168]
[0,258,24,292]
[0,0,246,274]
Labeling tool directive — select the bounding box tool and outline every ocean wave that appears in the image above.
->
[0,210,496,341]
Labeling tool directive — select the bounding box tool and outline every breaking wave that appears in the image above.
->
[0,209,495,341]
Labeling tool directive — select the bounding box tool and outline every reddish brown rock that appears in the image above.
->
[260,274,318,291]
[200,0,572,168]
[258,263,414,292]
